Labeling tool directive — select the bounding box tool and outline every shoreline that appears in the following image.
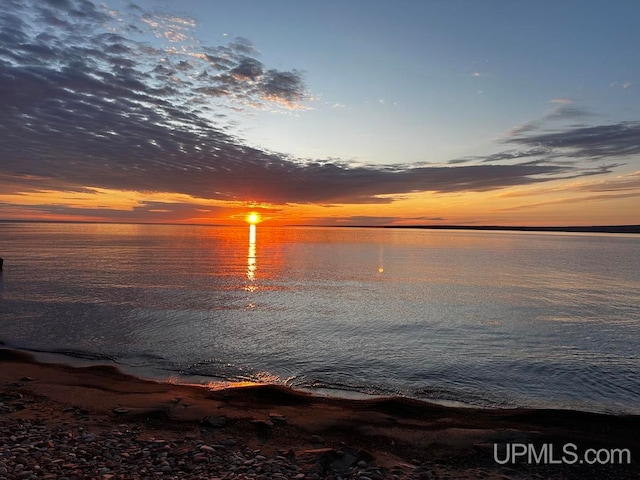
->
[1,348,638,479]
[338,224,640,234]
[16,345,636,416]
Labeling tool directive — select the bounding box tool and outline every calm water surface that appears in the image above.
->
[1,222,638,413]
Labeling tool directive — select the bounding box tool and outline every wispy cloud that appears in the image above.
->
[500,191,640,211]
[550,98,573,104]
[0,199,250,223]
[495,170,640,214]
[499,171,640,198]
[504,98,593,138]
[299,215,446,226]
[610,81,633,90]
[0,0,634,216]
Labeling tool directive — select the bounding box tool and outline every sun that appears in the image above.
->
[246,212,261,224]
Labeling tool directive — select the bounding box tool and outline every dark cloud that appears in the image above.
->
[325,216,402,226]
[499,100,640,162]
[448,117,640,169]
[230,57,264,81]
[0,199,246,224]
[504,100,593,138]
[449,147,554,165]
[261,69,307,106]
[301,215,448,226]
[301,216,405,226]
[508,122,640,160]
[0,0,632,213]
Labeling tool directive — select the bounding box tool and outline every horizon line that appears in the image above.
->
[1,219,639,234]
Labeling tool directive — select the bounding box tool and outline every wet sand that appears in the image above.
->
[1,348,638,479]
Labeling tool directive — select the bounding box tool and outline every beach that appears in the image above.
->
[1,348,637,479]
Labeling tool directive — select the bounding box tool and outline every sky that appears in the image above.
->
[1,0,639,226]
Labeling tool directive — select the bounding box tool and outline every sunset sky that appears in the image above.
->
[1,0,639,226]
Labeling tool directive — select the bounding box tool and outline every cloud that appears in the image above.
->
[0,199,251,224]
[499,171,640,199]
[550,98,573,104]
[500,191,640,211]
[260,69,307,108]
[610,81,633,89]
[449,147,554,165]
[576,170,640,192]
[507,122,640,159]
[0,0,634,216]
[545,104,591,121]
[315,216,402,226]
[504,98,593,138]
[299,215,446,226]
[141,12,196,43]
[495,170,640,213]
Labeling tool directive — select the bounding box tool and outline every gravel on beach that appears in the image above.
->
[0,416,439,480]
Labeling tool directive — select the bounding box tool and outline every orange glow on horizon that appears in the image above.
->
[1,176,638,226]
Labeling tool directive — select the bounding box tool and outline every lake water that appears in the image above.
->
[1,222,638,414]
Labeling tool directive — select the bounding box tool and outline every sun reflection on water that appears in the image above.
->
[247,224,257,283]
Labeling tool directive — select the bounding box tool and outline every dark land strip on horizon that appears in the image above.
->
[331,225,640,234]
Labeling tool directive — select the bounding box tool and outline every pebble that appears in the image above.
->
[269,413,288,425]
[201,415,227,427]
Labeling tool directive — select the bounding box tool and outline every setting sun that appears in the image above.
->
[246,212,261,224]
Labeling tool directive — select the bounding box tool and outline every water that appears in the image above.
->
[1,222,638,413]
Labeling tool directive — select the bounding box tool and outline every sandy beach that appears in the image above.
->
[0,348,637,479]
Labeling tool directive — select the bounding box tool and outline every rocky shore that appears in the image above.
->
[1,349,638,479]
[1,415,425,480]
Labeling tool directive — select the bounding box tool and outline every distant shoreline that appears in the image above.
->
[298,224,640,234]
[367,224,640,234]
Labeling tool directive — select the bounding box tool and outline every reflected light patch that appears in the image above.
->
[246,224,257,284]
